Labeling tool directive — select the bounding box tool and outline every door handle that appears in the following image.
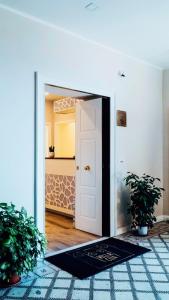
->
[84,165,91,171]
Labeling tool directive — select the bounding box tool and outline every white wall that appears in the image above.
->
[163,70,169,215]
[45,159,75,176]
[116,65,163,229]
[0,7,163,230]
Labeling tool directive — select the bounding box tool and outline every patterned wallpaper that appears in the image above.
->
[45,174,75,214]
[53,97,81,113]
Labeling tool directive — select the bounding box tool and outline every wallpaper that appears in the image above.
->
[45,174,75,213]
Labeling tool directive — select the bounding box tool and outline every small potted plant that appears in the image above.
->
[0,203,47,287]
[125,172,164,236]
[49,145,55,158]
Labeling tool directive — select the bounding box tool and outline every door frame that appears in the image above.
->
[34,72,117,237]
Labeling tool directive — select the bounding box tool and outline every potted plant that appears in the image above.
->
[49,145,55,158]
[0,203,47,287]
[125,172,164,236]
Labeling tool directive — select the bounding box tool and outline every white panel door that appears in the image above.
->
[75,98,102,236]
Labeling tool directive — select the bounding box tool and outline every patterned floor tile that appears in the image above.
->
[129,257,143,264]
[143,252,157,259]
[113,264,128,272]
[114,280,132,290]
[152,242,166,248]
[54,278,71,288]
[164,265,169,272]
[161,258,169,265]
[149,273,168,282]
[0,289,8,297]
[33,278,52,287]
[20,279,34,286]
[147,265,164,273]
[154,246,168,250]
[74,279,90,289]
[94,272,110,279]
[113,271,130,280]
[7,287,27,297]
[21,272,38,284]
[136,292,156,300]
[72,289,90,300]
[134,281,152,292]
[158,293,169,300]
[57,270,72,278]
[49,288,68,299]
[114,291,134,300]
[94,280,111,290]
[153,281,169,292]
[158,252,169,259]
[34,265,55,277]
[93,290,111,300]
[130,265,146,272]
[144,258,161,265]
[131,272,148,281]
[1,228,169,300]
[28,287,48,298]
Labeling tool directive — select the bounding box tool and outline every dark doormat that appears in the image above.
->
[45,237,150,279]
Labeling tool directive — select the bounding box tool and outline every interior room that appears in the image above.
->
[45,84,102,253]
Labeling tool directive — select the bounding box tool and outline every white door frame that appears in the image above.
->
[45,122,52,157]
[34,71,117,237]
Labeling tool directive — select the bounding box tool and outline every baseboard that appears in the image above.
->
[45,204,74,218]
[116,215,169,236]
[116,225,130,235]
[156,215,169,222]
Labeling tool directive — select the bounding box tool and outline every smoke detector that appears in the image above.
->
[85,2,98,11]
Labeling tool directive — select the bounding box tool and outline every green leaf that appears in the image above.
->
[3,238,11,247]
[124,172,163,227]
[0,202,46,281]
[24,261,29,269]
[21,207,27,218]
[0,202,8,209]
[0,262,10,270]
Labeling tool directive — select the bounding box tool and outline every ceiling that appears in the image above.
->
[1,0,169,68]
[45,85,91,98]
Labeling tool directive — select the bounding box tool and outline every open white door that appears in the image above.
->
[75,98,102,236]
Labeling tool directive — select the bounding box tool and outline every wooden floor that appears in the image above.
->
[45,211,99,253]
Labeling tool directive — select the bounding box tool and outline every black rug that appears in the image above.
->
[45,237,150,279]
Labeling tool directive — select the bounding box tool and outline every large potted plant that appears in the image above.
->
[0,203,47,287]
[125,172,164,236]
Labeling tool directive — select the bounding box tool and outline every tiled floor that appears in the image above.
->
[119,221,169,241]
[1,231,169,299]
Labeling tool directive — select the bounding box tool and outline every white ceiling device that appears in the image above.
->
[0,0,169,68]
[85,2,98,11]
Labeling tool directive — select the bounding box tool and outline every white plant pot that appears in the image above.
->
[138,226,148,236]
[49,152,54,158]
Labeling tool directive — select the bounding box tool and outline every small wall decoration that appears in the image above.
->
[117,110,127,127]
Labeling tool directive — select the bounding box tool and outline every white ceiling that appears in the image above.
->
[45,85,91,98]
[1,0,169,68]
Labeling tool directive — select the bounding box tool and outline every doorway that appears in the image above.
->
[35,76,111,253]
